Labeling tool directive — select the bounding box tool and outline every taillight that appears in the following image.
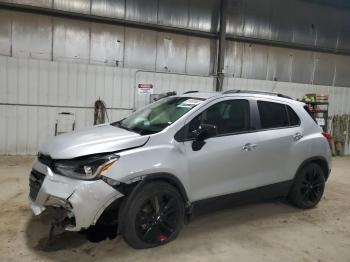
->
[322,132,333,143]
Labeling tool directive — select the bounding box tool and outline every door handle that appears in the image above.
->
[292,132,303,141]
[242,143,257,151]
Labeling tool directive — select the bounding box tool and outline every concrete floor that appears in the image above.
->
[0,156,350,262]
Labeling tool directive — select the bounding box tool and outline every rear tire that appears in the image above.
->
[288,163,325,209]
[121,182,185,249]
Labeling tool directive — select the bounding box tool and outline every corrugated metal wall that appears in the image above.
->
[1,0,350,155]
[0,9,216,76]
[0,4,350,86]
[224,42,350,87]
[135,71,214,109]
[0,56,134,154]
[1,55,350,155]
[0,56,215,154]
[2,0,350,52]
[2,0,350,53]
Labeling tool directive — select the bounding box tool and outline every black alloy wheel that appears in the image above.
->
[288,163,325,209]
[122,182,185,249]
[135,193,180,244]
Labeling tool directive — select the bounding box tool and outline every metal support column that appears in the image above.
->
[216,0,227,91]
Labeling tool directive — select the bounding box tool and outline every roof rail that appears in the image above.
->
[222,90,293,100]
[183,91,199,94]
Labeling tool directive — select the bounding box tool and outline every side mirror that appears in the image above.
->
[192,124,217,151]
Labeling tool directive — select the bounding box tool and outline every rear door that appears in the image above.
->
[253,99,303,185]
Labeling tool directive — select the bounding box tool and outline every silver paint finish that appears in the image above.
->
[30,159,124,231]
[115,95,329,201]
[39,124,148,159]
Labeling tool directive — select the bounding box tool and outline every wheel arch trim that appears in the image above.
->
[294,156,330,181]
[117,172,190,234]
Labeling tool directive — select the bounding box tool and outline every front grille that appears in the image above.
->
[29,169,46,201]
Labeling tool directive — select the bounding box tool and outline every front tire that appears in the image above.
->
[288,163,325,209]
[121,182,185,249]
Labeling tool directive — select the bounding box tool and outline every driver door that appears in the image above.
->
[183,98,260,202]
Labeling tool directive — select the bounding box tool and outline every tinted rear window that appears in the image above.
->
[258,101,289,129]
[287,105,301,126]
[303,105,317,123]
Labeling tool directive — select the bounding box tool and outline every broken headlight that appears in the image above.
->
[53,154,119,180]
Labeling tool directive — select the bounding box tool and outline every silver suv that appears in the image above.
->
[29,90,332,248]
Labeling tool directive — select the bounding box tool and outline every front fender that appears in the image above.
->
[103,142,190,200]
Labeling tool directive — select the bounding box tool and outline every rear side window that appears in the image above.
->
[303,105,317,123]
[258,101,289,129]
[286,106,301,126]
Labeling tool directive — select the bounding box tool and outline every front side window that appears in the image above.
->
[187,99,250,138]
[112,97,204,135]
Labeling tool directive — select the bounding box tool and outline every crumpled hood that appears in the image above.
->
[40,124,149,159]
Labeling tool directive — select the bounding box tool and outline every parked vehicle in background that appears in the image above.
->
[29,90,332,249]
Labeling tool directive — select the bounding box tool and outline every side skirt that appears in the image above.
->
[191,180,293,216]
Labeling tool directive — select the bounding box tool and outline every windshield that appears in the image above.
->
[111,96,204,135]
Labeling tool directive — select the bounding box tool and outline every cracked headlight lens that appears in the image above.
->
[53,154,119,180]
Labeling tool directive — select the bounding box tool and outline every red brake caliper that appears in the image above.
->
[158,234,167,242]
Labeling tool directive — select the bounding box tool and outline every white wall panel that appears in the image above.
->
[12,12,52,60]
[124,27,157,70]
[53,18,90,64]
[156,32,187,73]
[134,71,214,109]
[186,36,214,76]
[0,56,135,154]
[90,23,124,66]
[0,10,11,56]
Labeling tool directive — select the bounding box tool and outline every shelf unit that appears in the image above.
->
[302,101,329,131]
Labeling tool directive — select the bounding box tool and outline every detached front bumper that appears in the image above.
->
[29,159,124,231]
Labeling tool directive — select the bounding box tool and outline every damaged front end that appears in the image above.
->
[28,157,124,234]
